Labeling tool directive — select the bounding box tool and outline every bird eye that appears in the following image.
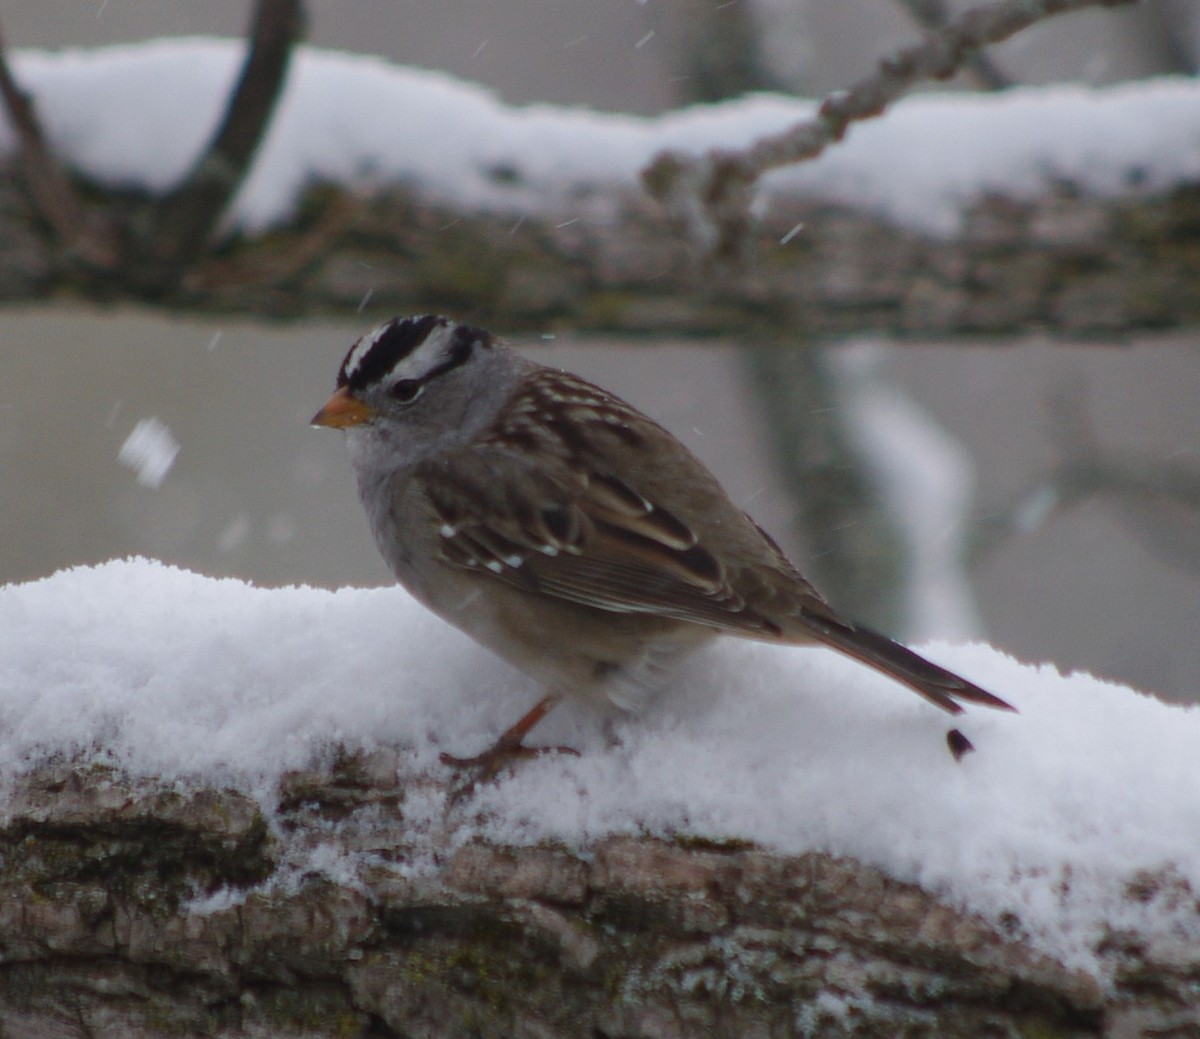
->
[391,379,423,403]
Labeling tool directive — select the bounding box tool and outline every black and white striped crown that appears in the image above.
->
[337,315,493,393]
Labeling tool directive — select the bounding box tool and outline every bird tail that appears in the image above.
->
[802,616,1016,715]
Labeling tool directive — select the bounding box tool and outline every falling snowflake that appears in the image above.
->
[118,417,180,488]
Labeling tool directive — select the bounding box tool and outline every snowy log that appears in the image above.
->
[2,560,1199,1036]
[1,40,1198,338]
[0,760,1195,1038]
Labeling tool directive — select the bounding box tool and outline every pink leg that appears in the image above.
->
[440,693,579,778]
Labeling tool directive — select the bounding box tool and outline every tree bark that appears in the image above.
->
[1,157,1197,340]
[1,757,1194,1038]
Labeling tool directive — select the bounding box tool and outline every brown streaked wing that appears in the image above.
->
[416,439,783,635]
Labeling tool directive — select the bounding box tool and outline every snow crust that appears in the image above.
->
[2,38,1198,234]
[3,558,1198,977]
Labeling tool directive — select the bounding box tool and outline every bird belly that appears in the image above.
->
[413,563,713,713]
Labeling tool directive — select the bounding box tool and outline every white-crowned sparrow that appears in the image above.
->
[313,315,1013,770]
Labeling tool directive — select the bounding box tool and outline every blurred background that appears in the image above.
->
[4,0,1199,111]
[1,1,1197,701]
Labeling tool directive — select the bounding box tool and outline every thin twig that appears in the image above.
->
[0,16,119,268]
[643,0,1137,259]
[893,0,1013,89]
[140,0,305,292]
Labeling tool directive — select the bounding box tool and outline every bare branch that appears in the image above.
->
[893,0,1014,89]
[0,17,119,269]
[139,0,305,292]
[643,0,1138,260]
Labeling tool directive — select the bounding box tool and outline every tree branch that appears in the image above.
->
[893,0,1014,89]
[0,4,1188,335]
[0,17,119,269]
[5,758,1195,1037]
[137,0,305,293]
[643,0,1139,260]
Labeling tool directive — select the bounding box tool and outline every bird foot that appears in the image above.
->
[440,740,580,799]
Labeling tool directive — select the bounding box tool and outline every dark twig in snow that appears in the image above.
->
[642,0,1137,261]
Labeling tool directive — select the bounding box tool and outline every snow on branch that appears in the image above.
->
[643,0,1140,259]
[2,559,1199,971]
[0,34,1196,335]
[0,559,1198,1030]
[0,0,302,293]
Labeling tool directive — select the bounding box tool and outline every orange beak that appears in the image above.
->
[310,386,375,429]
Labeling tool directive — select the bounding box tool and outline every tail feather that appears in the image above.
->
[803,617,1016,715]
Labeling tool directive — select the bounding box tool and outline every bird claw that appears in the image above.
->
[440,741,580,801]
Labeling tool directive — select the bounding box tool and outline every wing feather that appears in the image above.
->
[413,367,806,637]
[417,465,781,632]
[410,364,1015,716]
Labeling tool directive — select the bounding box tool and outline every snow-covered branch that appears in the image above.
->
[0,2,302,286]
[644,0,1140,259]
[0,40,1196,337]
[8,760,1184,1038]
[0,532,1197,1033]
